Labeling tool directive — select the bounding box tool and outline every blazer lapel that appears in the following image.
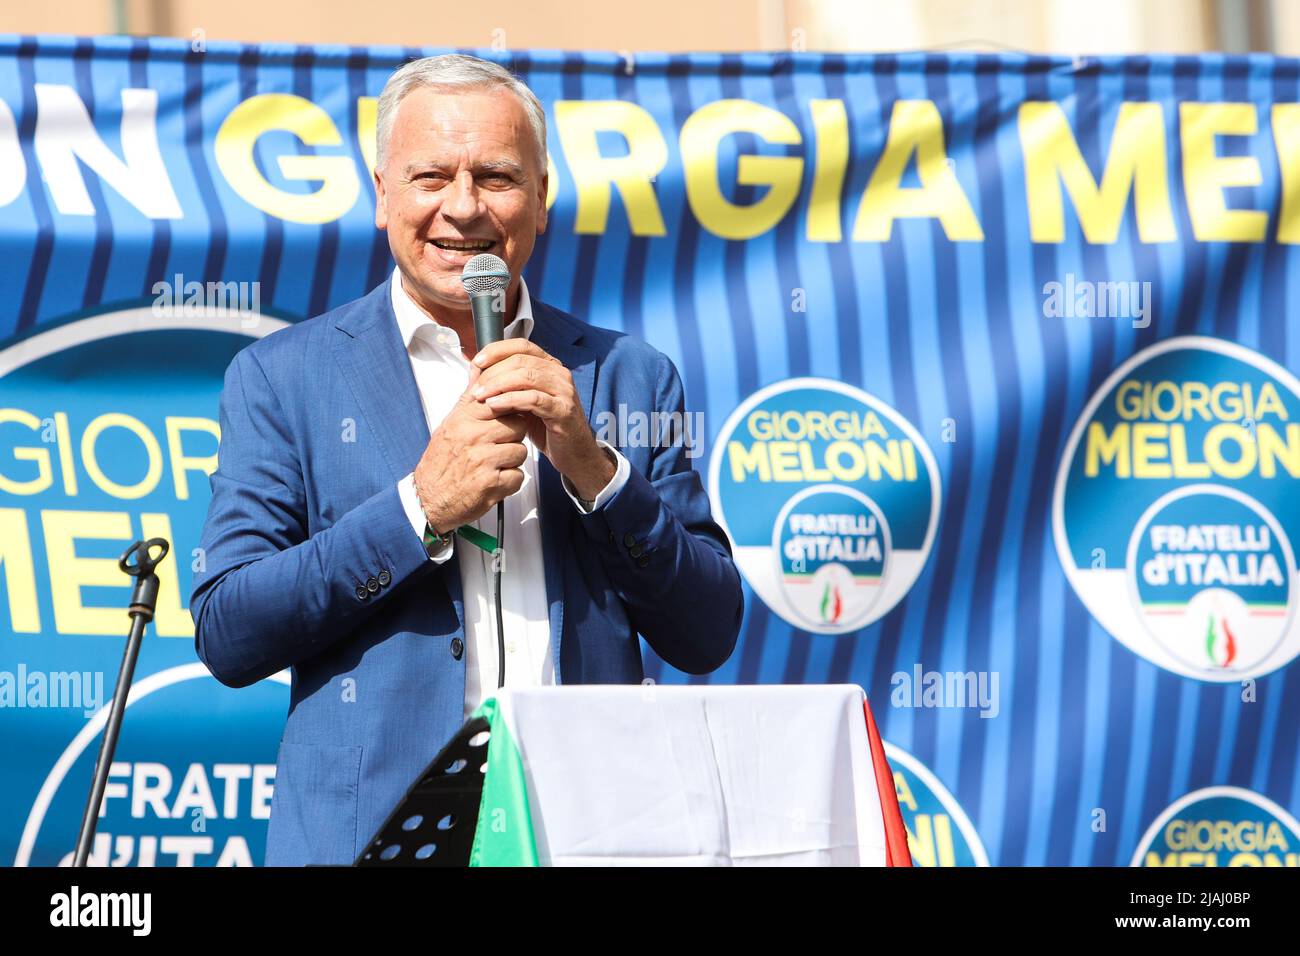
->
[331,277,430,483]
[530,300,597,682]
[332,278,467,636]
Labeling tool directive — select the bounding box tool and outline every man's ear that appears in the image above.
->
[374,170,388,230]
[536,168,548,235]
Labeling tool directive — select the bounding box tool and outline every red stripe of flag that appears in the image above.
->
[863,700,912,866]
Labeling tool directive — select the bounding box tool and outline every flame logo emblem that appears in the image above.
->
[819,581,843,624]
[1204,614,1238,668]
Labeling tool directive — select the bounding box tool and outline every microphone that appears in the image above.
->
[461,253,511,351]
[460,252,512,691]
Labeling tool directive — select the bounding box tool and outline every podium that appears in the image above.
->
[356,684,910,867]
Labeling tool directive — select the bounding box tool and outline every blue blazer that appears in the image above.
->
[190,277,744,866]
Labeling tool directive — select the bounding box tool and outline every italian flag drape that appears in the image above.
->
[467,685,911,867]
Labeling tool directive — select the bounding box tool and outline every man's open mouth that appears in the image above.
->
[429,238,495,252]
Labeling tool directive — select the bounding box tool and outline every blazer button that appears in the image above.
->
[623,532,636,547]
[450,637,464,660]
[355,585,369,601]
[366,576,380,594]
[377,570,391,587]
[636,554,650,568]
[629,542,644,558]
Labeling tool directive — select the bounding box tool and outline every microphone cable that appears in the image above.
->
[493,499,505,689]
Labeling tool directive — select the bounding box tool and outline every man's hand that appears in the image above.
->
[413,389,529,533]
[471,340,614,500]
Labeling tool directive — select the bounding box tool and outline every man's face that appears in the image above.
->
[375,85,547,316]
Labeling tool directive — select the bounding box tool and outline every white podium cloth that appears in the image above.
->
[488,684,896,866]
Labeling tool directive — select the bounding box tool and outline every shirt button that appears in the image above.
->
[377,570,391,587]
[450,637,464,660]
[506,641,517,654]
[366,576,380,594]
[355,585,369,601]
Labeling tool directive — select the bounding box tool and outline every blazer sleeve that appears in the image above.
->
[189,347,429,688]
[573,353,744,674]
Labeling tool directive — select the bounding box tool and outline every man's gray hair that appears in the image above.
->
[375,54,547,173]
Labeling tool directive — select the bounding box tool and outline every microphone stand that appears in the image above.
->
[73,537,169,868]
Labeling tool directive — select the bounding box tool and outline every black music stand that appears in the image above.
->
[353,715,491,866]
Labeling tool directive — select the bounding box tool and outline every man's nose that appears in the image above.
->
[441,170,481,222]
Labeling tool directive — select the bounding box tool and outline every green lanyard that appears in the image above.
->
[423,523,498,555]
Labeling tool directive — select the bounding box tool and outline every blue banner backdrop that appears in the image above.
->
[2,35,1299,867]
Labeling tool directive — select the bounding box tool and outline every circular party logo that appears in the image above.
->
[1128,487,1292,673]
[774,486,890,630]
[884,744,988,867]
[1131,786,1300,867]
[1054,338,1300,681]
[15,665,289,867]
[709,378,940,634]
[0,303,289,866]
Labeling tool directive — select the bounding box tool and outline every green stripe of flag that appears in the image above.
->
[468,697,539,867]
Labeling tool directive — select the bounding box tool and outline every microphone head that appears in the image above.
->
[460,253,511,296]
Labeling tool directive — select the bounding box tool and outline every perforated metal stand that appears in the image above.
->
[354,715,491,866]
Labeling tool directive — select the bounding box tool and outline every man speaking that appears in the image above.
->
[190,54,744,866]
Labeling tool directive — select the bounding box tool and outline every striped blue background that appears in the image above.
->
[1,34,1298,866]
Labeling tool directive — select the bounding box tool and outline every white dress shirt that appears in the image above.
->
[389,268,629,720]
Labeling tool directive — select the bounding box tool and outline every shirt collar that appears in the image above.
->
[390,265,535,356]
